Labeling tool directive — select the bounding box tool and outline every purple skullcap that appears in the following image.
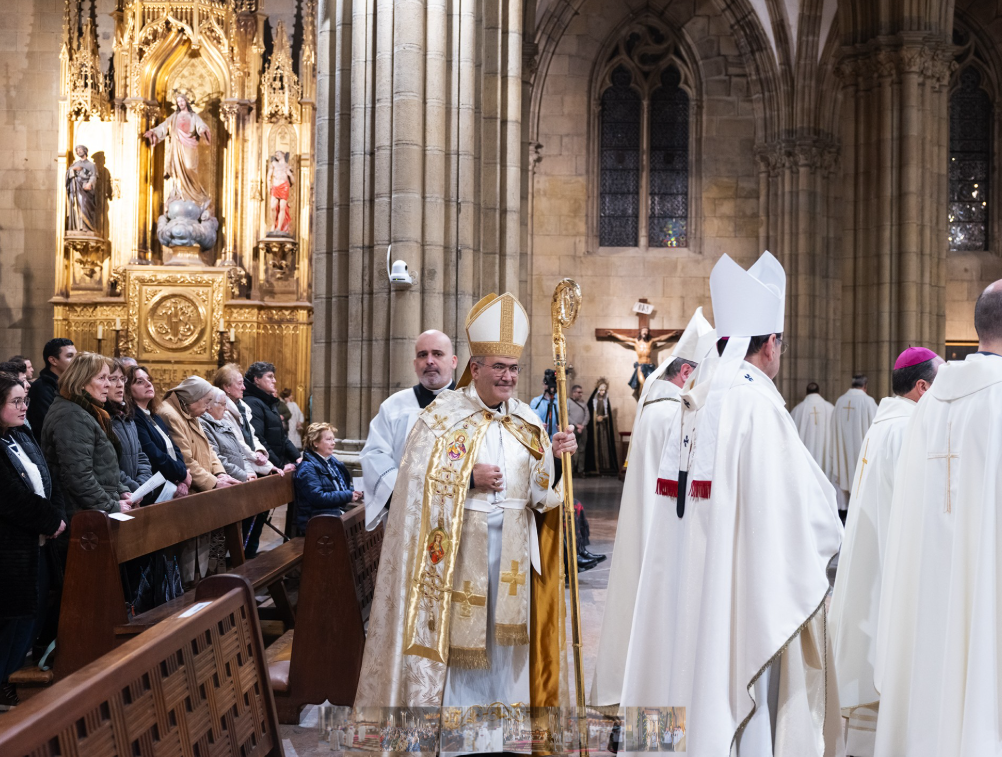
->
[894,346,939,370]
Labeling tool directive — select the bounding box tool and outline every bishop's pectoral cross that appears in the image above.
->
[452,580,487,619]
[928,423,960,514]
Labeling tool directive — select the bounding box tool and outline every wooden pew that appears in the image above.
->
[0,575,283,757]
[55,474,302,680]
[267,507,384,724]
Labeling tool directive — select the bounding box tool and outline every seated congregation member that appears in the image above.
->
[41,352,132,518]
[200,387,257,482]
[0,373,65,709]
[212,363,276,476]
[159,376,240,582]
[243,362,299,471]
[106,358,152,497]
[128,365,190,498]
[294,422,361,533]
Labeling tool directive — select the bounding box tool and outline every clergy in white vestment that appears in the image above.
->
[873,284,1002,756]
[829,347,942,757]
[360,330,457,529]
[355,292,575,719]
[831,376,878,518]
[790,383,835,477]
[622,251,844,756]
[589,307,716,707]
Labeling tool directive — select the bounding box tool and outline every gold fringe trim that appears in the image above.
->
[449,646,491,670]
[495,623,530,647]
[730,591,830,752]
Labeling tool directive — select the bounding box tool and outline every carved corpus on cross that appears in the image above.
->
[594,298,682,397]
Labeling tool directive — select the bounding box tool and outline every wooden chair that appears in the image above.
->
[267,507,384,724]
[55,474,303,680]
[0,574,284,757]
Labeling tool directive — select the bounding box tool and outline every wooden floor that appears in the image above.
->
[277,477,624,756]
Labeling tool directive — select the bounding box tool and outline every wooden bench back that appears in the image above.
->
[273,508,384,719]
[0,575,283,757]
[55,474,295,679]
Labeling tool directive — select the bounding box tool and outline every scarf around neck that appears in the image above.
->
[63,388,122,457]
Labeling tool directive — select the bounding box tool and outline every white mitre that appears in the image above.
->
[636,307,717,405]
[457,291,529,388]
[710,250,785,338]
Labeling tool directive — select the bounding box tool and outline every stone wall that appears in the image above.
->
[0,0,62,364]
[526,0,761,432]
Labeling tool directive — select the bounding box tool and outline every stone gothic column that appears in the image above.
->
[756,137,842,401]
[837,36,953,398]
[312,0,527,437]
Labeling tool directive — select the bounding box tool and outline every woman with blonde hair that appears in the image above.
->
[212,363,275,477]
[293,422,361,533]
[40,352,132,519]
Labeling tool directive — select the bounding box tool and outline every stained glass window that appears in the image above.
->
[648,67,689,247]
[949,66,992,251]
[599,66,641,247]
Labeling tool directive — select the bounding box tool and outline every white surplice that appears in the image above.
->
[831,388,878,506]
[790,392,835,478]
[829,394,915,757]
[622,360,844,755]
[589,378,681,706]
[874,353,1002,756]
[360,387,422,528]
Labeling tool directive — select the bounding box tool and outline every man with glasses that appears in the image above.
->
[356,292,577,722]
[622,253,844,753]
[361,329,458,529]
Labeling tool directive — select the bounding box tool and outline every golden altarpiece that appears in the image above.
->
[52,0,314,406]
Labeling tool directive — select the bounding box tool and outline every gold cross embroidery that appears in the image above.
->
[928,423,960,514]
[810,406,820,425]
[500,560,526,596]
[430,414,449,432]
[855,438,870,499]
[451,580,487,619]
[843,399,854,419]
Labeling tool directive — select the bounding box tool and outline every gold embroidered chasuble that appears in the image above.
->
[355,385,568,708]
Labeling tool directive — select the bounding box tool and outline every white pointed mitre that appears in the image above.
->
[672,307,717,363]
[457,292,529,387]
[710,251,786,337]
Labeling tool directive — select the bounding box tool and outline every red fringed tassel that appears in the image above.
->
[690,480,712,500]
[656,478,679,498]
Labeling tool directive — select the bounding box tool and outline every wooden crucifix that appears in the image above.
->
[595,298,682,396]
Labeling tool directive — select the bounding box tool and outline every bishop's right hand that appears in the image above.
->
[473,463,504,492]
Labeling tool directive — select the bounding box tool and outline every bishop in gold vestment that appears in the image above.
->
[355,293,576,710]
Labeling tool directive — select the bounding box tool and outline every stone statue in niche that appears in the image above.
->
[267,150,294,236]
[143,89,218,252]
[66,144,97,234]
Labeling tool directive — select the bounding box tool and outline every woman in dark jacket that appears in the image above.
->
[107,359,152,496]
[293,422,361,532]
[243,362,299,470]
[40,352,131,518]
[128,365,191,498]
[0,372,65,706]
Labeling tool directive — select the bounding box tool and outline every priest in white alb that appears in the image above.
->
[874,283,1002,755]
[360,329,457,529]
[355,292,574,717]
[621,252,844,755]
[828,346,942,756]
[831,375,878,520]
[790,383,835,477]
[589,307,716,707]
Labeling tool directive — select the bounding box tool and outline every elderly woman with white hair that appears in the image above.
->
[199,387,257,482]
[159,376,240,583]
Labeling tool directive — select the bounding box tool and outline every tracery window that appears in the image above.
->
[596,23,693,249]
[949,65,992,252]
